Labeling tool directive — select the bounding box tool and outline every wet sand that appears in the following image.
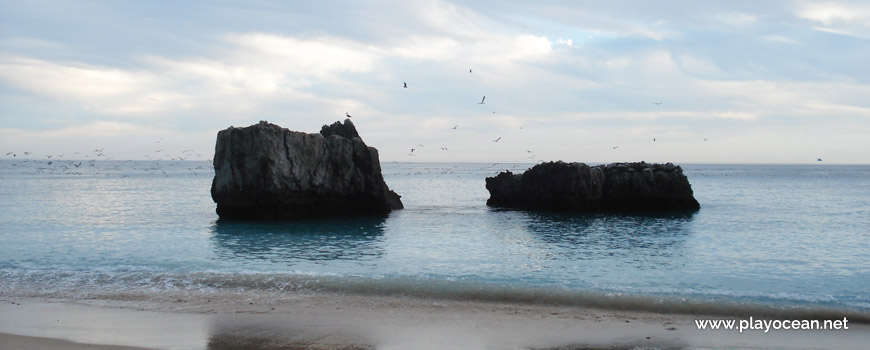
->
[1,294,868,350]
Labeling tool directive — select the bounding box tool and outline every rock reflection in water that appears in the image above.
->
[518,211,696,265]
[210,217,387,263]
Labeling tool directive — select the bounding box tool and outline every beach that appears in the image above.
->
[2,294,869,350]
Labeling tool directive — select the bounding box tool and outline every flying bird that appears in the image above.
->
[492,137,501,142]
[4,152,11,156]
[478,96,485,104]
[469,69,472,73]
[403,82,407,88]
[654,102,662,106]
[410,148,416,153]
[817,158,823,162]
[611,146,619,150]
[653,138,656,142]
[346,112,352,118]
[441,147,448,150]
[451,125,459,130]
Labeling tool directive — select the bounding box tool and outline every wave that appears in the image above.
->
[2,266,868,323]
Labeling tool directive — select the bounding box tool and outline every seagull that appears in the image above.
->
[451,125,459,130]
[653,138,656,142]
[441,147,448,150]
[817,158,823,162]
[4,152,11,156]
[478,96,485,104]
[410,148,416,153]
[24,151,31,155]
[469,69,472,73]
[346,112,352,118]
[492,137,501,142]
[403,82,407,88]
[611,146,619,150]
[654,102,662,106]
[526,150,533,153]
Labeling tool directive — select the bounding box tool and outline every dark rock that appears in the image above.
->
[211,119,402,219]
[485,161,699,212]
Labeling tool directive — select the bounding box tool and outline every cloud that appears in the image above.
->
[796,1,870,38]
[0,56,185,115]
[761,35,800,44]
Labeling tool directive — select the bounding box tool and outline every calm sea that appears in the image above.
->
[1,160,868,317]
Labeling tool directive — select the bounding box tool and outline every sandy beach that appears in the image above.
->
[1,293,868,350]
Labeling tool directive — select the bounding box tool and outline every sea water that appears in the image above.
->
[1,160,868,317]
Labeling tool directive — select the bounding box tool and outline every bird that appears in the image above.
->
[817,158,823,162]
[24,151,31,155]
[653,138,656,142]
[493,137,501,142]
[403,82,407,88]
[417,144,424,148]
[4,152,11,156]
[654,102,662,106]
[451,125,459,130]
[410,148,416,153]
[611,146,619,150]
[703,138,708,141]
[346,112,352,118]
[441,147,448,150]
[469,69,472,73]
[478,96,485,104]
[526,150,533,153]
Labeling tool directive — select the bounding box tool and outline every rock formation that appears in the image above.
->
[485,161,699,212]
[211,119,402,219]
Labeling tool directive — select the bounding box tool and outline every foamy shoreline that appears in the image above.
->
[2,293,869,350]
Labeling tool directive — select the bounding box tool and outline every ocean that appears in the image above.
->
[1,159,869,319]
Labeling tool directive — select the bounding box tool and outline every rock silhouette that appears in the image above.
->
[486,161,699,212]
[211,120,402,219]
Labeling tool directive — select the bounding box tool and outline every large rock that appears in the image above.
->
[485,161,699,212]
[211,119,402,219]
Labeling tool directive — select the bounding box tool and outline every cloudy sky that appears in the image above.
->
[1,0,868,164]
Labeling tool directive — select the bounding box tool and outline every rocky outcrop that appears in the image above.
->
[211,119,402,219]
[486,161,699,212]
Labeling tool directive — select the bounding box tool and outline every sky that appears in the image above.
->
[1,0,868,164]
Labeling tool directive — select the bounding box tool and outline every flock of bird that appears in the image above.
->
[341,68,718,162]
[2,139,213,178]
[4,68,827,169]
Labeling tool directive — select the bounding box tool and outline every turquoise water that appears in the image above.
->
[1,160,869,316]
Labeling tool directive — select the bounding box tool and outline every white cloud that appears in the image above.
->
[709,12,760,26]
[0,56,187,115]
[761,35,800,44]
[796,1,870,38]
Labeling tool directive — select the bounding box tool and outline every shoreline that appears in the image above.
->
[2,294,869,350]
